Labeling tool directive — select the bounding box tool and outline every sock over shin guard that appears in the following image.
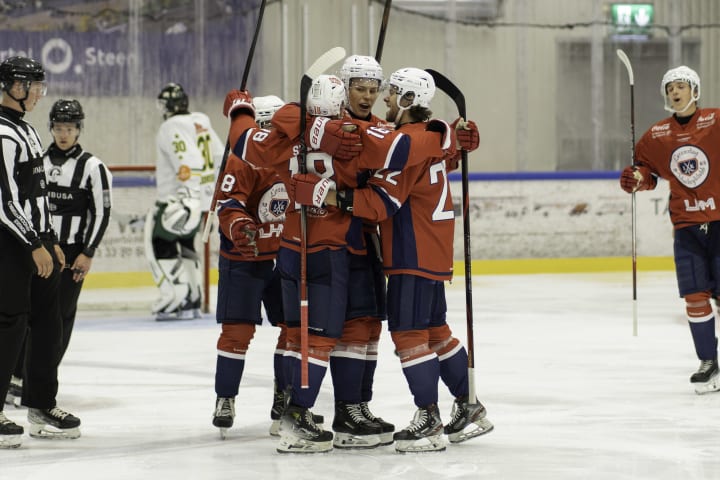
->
[686,292,718,360]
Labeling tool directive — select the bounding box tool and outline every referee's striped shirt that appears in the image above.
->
[44,143,112,257]
[0,105,53,250]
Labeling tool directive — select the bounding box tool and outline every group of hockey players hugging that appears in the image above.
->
[1,52,495,453]
[207,54,494,454]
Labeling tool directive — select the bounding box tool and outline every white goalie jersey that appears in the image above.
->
[155,111,224,210]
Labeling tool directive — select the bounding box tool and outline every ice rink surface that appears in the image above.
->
[3,271,720,480]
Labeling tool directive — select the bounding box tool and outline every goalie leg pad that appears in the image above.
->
[151,259,190,316]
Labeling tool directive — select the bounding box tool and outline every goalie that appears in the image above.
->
[146,83,223,320]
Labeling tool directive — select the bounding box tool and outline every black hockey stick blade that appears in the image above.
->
[425,68,466,119]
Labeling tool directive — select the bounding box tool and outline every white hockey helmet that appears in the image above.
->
[340,55,384,93]
[253,95,285,128]
[388,67,435,109]
[661,65,700,113]
[306,74,346,117]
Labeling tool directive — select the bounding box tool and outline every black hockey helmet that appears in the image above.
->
[0,56,45,93]
[157,82,189,118]
[49,99,84,129]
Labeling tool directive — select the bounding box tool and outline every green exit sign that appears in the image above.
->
[610,3,654,38]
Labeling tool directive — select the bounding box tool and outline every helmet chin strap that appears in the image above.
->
[393,97,410,125]
[6,89,29,113]
[666,97,696,114]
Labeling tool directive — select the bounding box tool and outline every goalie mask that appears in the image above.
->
[661,66,700,114]
[253,95,285,129]
[307,74,346,118]
[340,55,384,94]
[157,82,189,118]
[49,99,84,130]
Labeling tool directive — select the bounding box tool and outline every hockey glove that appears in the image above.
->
[452,117,480,152]
[229,217,257,256]
[620,166,655,193]
[306,117,362,160]
[224,89,255,119]
[289,173,336,208]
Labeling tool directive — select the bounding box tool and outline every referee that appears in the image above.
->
[0,56,79,448]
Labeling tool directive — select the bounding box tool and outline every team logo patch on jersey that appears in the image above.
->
[177,164,191,181]
[670,145,709,188]
[47,165,62,183]
[257,182,289,223]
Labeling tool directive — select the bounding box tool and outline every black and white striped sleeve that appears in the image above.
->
[82,157,112,257]
[0,134,42,250]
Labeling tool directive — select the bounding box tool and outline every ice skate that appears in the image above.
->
[394,403,445,453]
[359,401,395,446]
[690,359,720,395]
[28,406,81,439]
[4,376,22,408]
[212,397,235,439]
[0,411,23,448]
[332,401,382,449]
[277,404,333,453]
[444,396,494,443]
[269,387,324,437]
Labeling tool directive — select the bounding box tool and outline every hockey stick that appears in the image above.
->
[298,46,347,388]
[374,0,392,62]
[202,0,267,243]
[616,49,638,337]
[424,68,478,402]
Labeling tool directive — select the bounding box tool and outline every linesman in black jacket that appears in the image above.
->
[44,99,112,356]
[0,56,80,448]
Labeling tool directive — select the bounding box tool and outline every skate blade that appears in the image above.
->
[378,432,395,446]
[332,432,381,449]
[694,374,720,395]
[394,435,446,453]
[0,434,22,448]
[447,418,495,443]
[29,424,81,439]
[276,435,333,454]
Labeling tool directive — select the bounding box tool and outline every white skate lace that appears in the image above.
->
[697,360,717,374]
[407,409,429,433]
[215,398,235,418]
[0,412,14,425]
[359,402,378,421]
[448,401,465,426]
[47,407,70,420]
[347,404,368,423]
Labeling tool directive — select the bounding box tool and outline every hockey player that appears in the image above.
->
[620,65,720,394]
[330,54,395,445]
[299,67,493,452]
[7,99,113,408]
[0,56,80,447]
[211,95,297,438]
[224,75,456,452]
[146,82,223,320]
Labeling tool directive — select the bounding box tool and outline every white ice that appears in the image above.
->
[3,271,720,480]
